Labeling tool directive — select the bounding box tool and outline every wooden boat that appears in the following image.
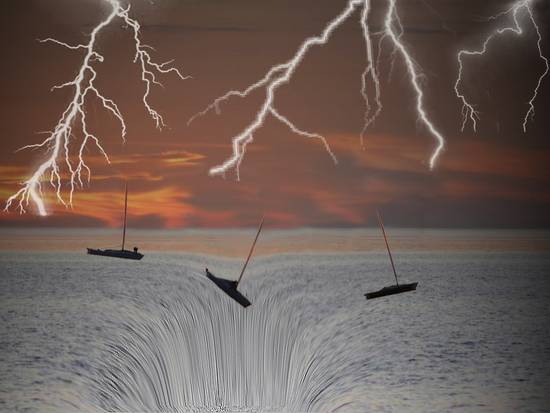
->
[87,183,143,261]
[365,211,417,300]
[205,216,264,308]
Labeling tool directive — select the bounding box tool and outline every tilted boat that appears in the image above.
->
[87,183,143,261]
[365,282,418,299]
[205,216,264,308]
[365,211,417,300]
[205,269,251,308]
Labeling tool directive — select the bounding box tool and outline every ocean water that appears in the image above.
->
[0,229,549,412]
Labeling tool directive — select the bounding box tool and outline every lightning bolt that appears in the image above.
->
[4,0,187,216]
[190,0,445,178]
[455,0,549,132]
[359,0,383,147]
[383,0,446,169]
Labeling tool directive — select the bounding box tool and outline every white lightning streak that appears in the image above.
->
[192,0,446,177]
[359,0,382,147]
[4,0,186,216]
[455,0,548,132]
[384,0,445,169]
[191,1,365,178]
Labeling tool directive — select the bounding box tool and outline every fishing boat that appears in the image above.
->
[205,216,264,308]
[87,183,143,261]
[365,211,417,300]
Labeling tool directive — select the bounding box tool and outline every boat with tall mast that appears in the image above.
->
[87,182,144,260]
[205,216,264,308]
[365,211,417,299]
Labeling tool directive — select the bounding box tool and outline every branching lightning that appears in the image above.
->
[359,0,382,147]
[384,0,446,169]
[455,0,549,132]
[190,0,446,179]
[4,0,187,216]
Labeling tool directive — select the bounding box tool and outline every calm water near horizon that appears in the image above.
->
[1,227,549,255]
[1,229,549,412]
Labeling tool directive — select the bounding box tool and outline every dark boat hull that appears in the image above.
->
[206,271,251,308]
[87,248,144,260]
[365,282,418,300]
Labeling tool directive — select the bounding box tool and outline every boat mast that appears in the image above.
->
[122,182,128,251]
[376,210,399,286]
[237,216,264,286]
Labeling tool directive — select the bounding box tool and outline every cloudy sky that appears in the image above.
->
[0,0,549,228]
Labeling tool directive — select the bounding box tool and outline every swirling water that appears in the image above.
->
[1,231,550,412]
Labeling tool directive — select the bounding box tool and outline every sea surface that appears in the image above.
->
[0,228,549,412]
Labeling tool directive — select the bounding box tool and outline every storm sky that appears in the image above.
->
[0,0,549,228]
